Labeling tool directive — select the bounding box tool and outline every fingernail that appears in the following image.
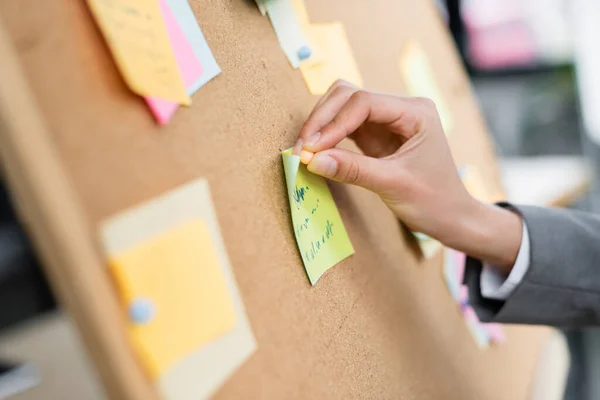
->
[304,132,321,149]
[292,139,303,155]
[307,153,337,178]
[300,150,314,164]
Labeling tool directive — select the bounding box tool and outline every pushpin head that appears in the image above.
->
[297,45,312,61]
[129,297,155,324]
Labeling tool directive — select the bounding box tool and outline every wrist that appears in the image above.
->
[442,199,522,273]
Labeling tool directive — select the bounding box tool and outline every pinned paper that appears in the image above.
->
[463,306,491,349]
[146,0,204,125]
[108,220,236,378]
[442,248,506,347]
[255,0,268,16]
[300,23,363,95]
[101,178,256,400]
[413,232,442,259]
[290,0,326,67]
[282,149,354,284]
[459,284,469,305]
[443,248,461,300]
[167,0,221,93]
[454,250,466,283]
[399,40,453,135]
[483,323,507,344]
[443,248,468,300]
[290,0,309,26]
[87,0,190,105]
[263,0,309,68]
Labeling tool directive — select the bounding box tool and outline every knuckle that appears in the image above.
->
[342,159,361,184]
[330,113,347,134]
[421,98,439,116]
[350,90,371,104]
[330,84,354,100]
[415,96,435,108]
[331,79,352,90]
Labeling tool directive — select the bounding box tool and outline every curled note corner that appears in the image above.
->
[281,148,354,285]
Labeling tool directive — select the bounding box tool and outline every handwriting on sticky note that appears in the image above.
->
[108,219,237,379]
[145,0,204,124]
[282,149,354,284]
[87,0,190,104]
[398,40,453,135]
[300,22,363,95]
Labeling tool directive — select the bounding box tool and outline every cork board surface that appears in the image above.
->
[0,0,550,399]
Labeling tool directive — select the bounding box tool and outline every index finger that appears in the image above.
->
[302,91,419,153]
[297,82,358,143]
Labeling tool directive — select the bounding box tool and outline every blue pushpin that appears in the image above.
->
[129,297,155,324]
[297,45,312,61]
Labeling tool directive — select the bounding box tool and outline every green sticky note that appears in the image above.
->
[282,149,354,284]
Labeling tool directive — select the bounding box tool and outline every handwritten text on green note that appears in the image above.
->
[282,149,354,284]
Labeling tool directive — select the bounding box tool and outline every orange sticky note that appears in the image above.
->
[87,0,191,104]
[108,219,236,379]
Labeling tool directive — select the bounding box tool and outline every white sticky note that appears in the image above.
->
[166,0,221,94]
[255,0,268,15]
[443,248,461,301]
[264,0,309,68]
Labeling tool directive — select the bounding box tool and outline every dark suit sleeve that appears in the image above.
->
[466,203,600,327]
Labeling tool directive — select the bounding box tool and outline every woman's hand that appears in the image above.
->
[295,80,522,270]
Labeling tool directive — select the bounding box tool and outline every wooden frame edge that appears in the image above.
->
[0,16,157,400]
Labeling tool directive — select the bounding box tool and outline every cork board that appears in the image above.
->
[0,0,551,399]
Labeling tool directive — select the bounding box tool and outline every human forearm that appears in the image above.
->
[438,199,522,274]
[467,204,600,327]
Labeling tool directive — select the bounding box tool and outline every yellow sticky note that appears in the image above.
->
[282,149,354,284]
[300,22,363,95]
[398,40,453,135]
[87,0,191,105]
[290,0,310,26]
[108,219,236,379]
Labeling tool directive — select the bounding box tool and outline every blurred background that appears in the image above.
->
[1,0,599,398]
[443,1,600,399]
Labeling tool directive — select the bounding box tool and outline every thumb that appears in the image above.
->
[306,148,392,192]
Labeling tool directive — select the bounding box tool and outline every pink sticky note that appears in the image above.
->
[146,0,204,125]
[463,306,490,348]
[454,250,466,283]
[459,284,469,305]
[483,323,507,344]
